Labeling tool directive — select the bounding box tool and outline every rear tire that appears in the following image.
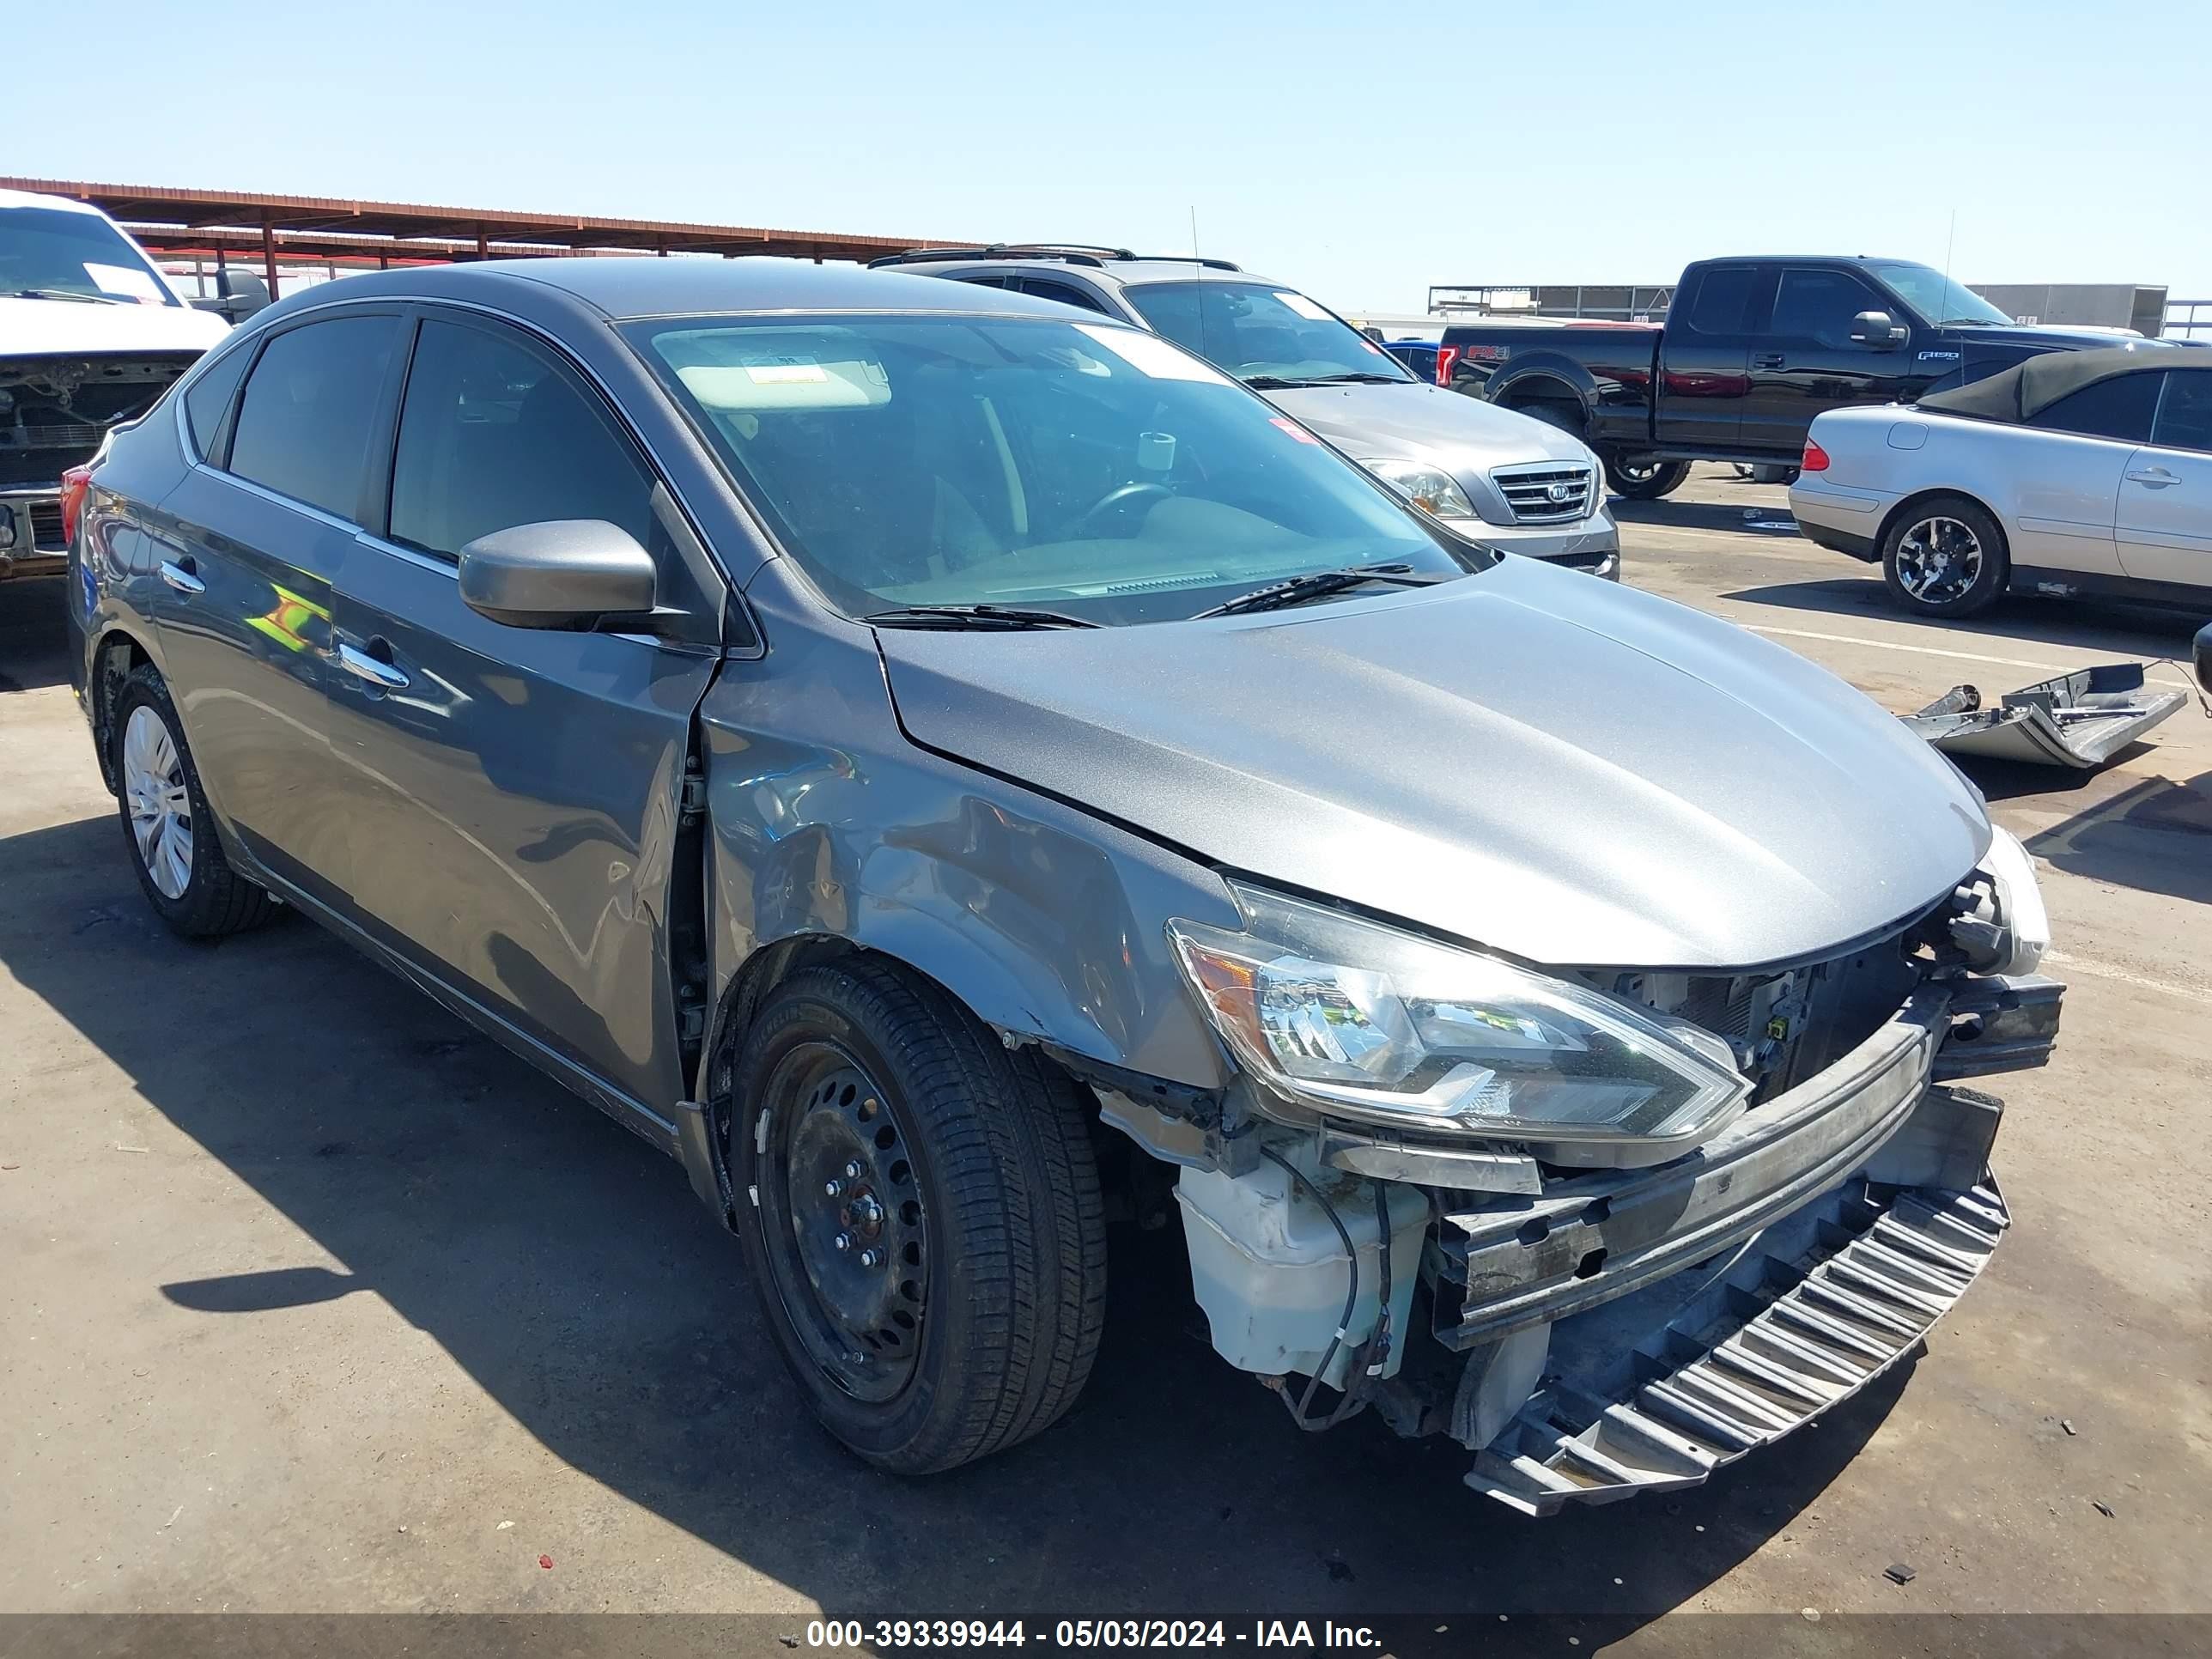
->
[1750,462,1801,485]
[727,957,1108,1474]
[110,665,282,939]
[1603,455,1692,500]
[1514,400,1585,436]
[1881,495,2008,617]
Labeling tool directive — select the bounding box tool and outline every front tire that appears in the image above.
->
[727,958,1108,1474]
[111,665,282,939]
[1881,495,2007,617]
[1603,455,1692,500]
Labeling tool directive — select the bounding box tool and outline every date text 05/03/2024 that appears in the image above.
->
[805,1620,1385,1650]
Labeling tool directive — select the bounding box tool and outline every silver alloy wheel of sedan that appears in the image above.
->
[123,703,194,899]
[1893,514,1985,605]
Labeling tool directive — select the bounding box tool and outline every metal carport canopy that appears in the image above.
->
[3,176,939,273]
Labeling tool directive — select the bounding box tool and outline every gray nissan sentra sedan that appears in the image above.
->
[68,258,2062,1511]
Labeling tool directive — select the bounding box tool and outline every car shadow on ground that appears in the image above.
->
[0,811,1913,1638]
[1608,499,1800,537]
[2014,769,2212,908]
[0,575,70,695]
[1717,576,2208,667]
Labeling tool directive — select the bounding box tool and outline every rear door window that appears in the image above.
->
[1681,266,1756,336]
[386,316,658,560]
[2032,373,2162,444]
[226,314,401,520]
[2151,371,2212,453]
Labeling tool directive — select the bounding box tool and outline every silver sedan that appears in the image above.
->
[1790,344,2212,617]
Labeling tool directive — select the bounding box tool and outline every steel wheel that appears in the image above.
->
[123,703,194,900]
[1892,514,1984,605]
[757,1043,928,1404]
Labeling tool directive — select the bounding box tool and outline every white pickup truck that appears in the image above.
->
[1,188,228,579]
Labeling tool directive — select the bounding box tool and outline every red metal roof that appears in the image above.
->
[3,176,937,264]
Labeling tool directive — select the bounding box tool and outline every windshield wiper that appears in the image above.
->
[1192,563,1443,619]
[12,288,131,305]
[1241,371,1409,389]
[862,604,1100,631]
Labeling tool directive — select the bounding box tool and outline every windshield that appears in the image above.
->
[629,314,1471,626]
[1866,263,2012,326]
[0,205,178,306]
[1121,280,1415,387]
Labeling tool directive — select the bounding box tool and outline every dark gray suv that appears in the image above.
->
[69,258,2055,1511]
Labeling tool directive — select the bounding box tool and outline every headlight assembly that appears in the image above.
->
[1167,884,1750,1158]
[1362,458,1477,520]
[1952,824,2050,977]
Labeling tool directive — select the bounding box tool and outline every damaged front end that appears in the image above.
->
[1106,853,2058,1513]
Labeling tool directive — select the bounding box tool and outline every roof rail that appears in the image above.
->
[1127,254,1243,271]
[867,243,1130,269]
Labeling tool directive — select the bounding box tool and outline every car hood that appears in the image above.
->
[1936,322,2152,352]
[0,295,228,356]
[877,558,1988,969]
[1265,380,1599,524]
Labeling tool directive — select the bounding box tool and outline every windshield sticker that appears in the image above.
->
[1268,416,1320,446]
[744,362,829,385]
[83,262,164,303]
[1273,290,1333,322]
[678,358,889,414]
[1076,325,1231,385]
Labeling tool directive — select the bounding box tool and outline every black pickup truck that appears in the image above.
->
[1440,256,2147,498]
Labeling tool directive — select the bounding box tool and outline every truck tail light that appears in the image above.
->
[1435,344,1461,387]
[59,465,93,547]
[1801,439,1830,473]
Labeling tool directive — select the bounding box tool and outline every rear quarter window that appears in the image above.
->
[2031,373,2161,444]
[182,343,252,459]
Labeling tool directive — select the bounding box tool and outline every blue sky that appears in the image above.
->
[12,0,2207,312]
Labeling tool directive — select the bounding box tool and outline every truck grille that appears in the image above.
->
[1492,460,1595,525]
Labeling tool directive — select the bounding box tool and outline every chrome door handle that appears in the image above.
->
[337,641,409,690]
[1752,352,1785,368]
[2125,468,2180,487]
[159,559,204,594]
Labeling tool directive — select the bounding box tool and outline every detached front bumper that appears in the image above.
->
[0,486,67,580]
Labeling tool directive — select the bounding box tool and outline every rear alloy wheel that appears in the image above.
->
[1881,495,2007,617]
[727,959,1107,1474]
[1603,455,1692,500]
[110,665,282,938]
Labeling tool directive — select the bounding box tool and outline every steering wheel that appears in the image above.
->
[1074,481,1171,538]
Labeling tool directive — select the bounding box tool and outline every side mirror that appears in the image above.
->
[1850,309,1908,348]
[459,520,658,629]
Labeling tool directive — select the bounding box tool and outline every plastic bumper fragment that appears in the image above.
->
[1465,1174,2007,1515]
[1901,664,2184,769]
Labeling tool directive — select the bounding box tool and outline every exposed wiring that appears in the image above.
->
[1674,1229,1764,1308]
[2148,657,2212,720]
[1365,1178,1395,1383]
[1258,1146,1372,1432]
